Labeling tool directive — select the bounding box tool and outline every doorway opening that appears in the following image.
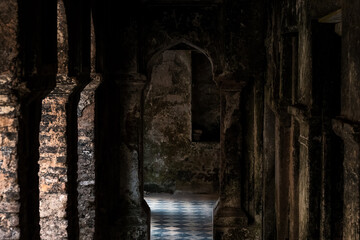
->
[143,47,220,239]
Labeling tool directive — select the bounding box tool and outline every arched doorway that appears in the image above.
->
[142,44,220,239]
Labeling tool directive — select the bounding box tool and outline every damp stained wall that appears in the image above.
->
[143,50,220,194]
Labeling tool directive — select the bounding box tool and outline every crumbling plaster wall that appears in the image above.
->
[143,50,220,194]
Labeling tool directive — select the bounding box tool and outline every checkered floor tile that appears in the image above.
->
[145,194,217,240]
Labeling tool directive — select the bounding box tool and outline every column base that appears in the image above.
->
[113,201,150,240]
[213,200,260,240]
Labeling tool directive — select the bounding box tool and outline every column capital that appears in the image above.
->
[51,75,77,95]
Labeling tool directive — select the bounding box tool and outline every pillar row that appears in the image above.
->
[38,76,76,239]
[213,81,250,240]
[77,73,101,240]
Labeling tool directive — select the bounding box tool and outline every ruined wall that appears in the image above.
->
[143,50,220,194]
[265,0,343,239]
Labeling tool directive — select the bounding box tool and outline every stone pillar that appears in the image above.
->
[38,77,76,239]
[37,1,76,238]
[288,106,322,240]
[274,114,290,240]
[77,74,101,240]
[0,77,20,240]
[213,80,250,240]
[262,104,276,240]
[331,1,360,239]
[0,0,21,238]
[116,74,149,239]
[288,116,300,240]
[332,120,360,240]
[95,74,149,239]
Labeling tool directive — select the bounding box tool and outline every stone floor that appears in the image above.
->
[145,193,218,240]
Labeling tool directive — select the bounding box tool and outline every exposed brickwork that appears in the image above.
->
[77,74,100,240]
[0,0,21,238]
[0,76,20,239]
[38,76,76,239]
[57,0,68,74]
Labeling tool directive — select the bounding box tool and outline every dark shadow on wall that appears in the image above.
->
[143,48,220,195]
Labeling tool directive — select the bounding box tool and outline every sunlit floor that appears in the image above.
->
[145,193,217,240]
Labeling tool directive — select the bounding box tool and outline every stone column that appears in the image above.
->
[288,115,300,240]
[274,114,290,240]
[38,77,76,239]
[77,74,101,240]
[262,103,276,240]
[0,0,21,238]
[332,120,360,240]
[37,1,76,238]
[275,113,290,239]
[116,74,149,239]
[0,77,20,240]
[213,80,250,240]
[95,74,149,239]
[288,106,322,240]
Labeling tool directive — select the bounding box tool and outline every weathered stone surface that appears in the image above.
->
[213,82,254,239]
[57,0,68,74]
[341,0,360,122]
[0,10,21,231]
[95,74,150,239]
[77,74,101,240]
[0,8,20,239]
[0,0,19,76]
[38,76,76,240]
[333,119,360,240]
[144,50,220,194]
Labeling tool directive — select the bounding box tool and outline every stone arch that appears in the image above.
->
[146,39,215,79]
[142,40,221,193]
[143,37,223,81]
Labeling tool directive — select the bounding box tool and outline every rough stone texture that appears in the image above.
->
[332,120,360,240]
[330,1,360,239]
[57,0,68,74]
[265,1,344,240]
[0,0,21,238]
[0,0,19,76]
[95,74,149,240]
[341,0,360,122]
[77,74,101,240]
[38,76,76,239]
[0,76,20,240]
[141,3,223,76]
[143,50,220,194]
[213,82,256,240]
[262,104,276,240]
[4,0,360,239]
